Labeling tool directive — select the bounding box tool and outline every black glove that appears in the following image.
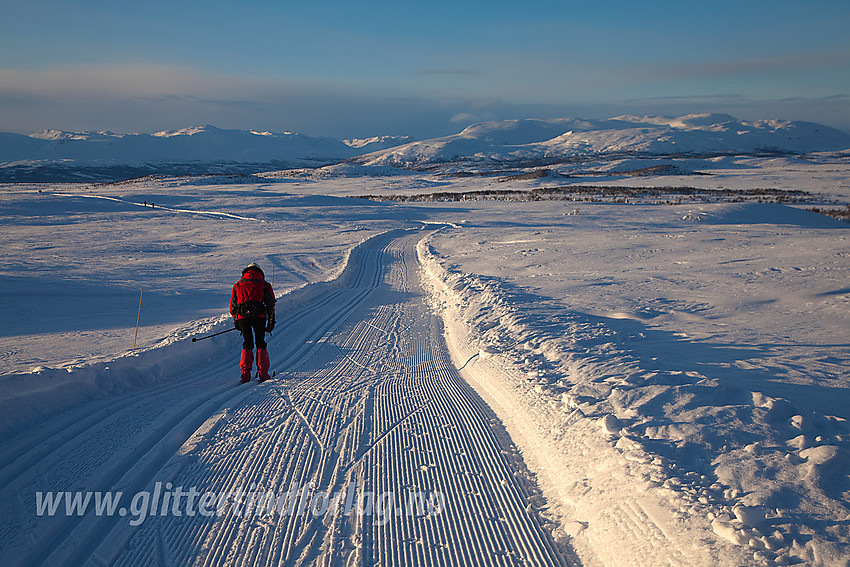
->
[265,316,275,333]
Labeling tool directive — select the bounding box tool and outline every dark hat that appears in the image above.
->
[242,262,264,277]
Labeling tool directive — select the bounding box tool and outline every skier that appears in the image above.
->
[230,263,276,382]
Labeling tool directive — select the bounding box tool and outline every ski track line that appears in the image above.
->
[74,234,398,567]
[0,376,202,493]
[8,229,576,566]
[18,366,264,566]
[49,192,263,222]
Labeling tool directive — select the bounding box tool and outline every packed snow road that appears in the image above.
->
[1,229,573,566]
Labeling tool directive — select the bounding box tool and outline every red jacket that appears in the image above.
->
[230,268,276,321]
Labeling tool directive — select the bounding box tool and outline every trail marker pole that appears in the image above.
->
[133,290,143,352]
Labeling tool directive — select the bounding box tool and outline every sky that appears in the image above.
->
[1,0,849,139]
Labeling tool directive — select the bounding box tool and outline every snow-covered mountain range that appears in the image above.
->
[0,125,359,166]
[356,114,850,168]
[1,114,848,181]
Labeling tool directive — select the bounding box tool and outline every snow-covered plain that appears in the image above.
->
[1,137,849,566]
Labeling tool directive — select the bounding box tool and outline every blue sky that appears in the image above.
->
[1,0,848,137]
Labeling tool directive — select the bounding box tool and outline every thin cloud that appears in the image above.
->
[650,47,850,82]
[623,94,748,103]
[1,63,848,137]
[417,68,483,76]
[0,64,470,137]
[776,94,850,103]
[0,65,235,98]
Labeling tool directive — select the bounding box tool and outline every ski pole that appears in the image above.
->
[192,327,238,342]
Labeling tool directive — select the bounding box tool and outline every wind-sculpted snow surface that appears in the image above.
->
[0,230,574,566]
[418,225,850,567]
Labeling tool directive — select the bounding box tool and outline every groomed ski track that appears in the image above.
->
[1,229,575,566]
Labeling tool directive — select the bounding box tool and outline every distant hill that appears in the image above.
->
[343,135,416,153]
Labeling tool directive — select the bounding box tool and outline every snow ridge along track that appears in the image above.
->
[1,229,574,566]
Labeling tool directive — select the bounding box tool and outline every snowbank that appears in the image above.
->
[417,232,850,566]
[0,314,229,440]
